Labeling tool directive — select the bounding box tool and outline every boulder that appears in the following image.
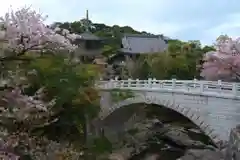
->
[162,127,207,149]
[178,149,224,160]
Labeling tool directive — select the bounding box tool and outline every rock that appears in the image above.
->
[108,154,125,160]
[125,119,162,143]
[143,154,159,160]
[107,119,163,159]
[104,118,218,159]
[204,145,216,151]
[109,147,134,160]
[163,128,207,148]
[178,149,224,160]
[188,128,202,134]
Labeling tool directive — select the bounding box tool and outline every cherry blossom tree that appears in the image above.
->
[0,7,78,119]
[0,7,87,159]
[0,7,73,122]
[0,7,77,60]
[200,35,240,81]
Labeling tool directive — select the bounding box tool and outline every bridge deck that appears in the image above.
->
[98,79,240,99]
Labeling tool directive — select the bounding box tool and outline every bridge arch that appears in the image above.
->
[99,95,222,146]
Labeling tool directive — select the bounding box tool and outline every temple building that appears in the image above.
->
[120,34,168,54]
[108,34,169,65]
[74,10,105,62]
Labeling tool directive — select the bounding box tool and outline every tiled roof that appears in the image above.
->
[120,34,168,54]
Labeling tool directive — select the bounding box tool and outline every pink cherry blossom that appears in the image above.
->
[0,7,77,55]
[0,7,83,158]
[201,36,240,81]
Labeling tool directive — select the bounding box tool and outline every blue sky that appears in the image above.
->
[1,0,240,45]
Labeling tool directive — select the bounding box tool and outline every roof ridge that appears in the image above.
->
[123,33,163,38]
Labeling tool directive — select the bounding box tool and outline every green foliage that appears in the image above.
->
[110,89,134,102]
[55,20,152,59]
[24,55,101,142]
[122,39,216,80]
[102,44,119,57]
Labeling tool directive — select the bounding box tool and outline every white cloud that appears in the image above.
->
[92,14,190,37]
[2,0,232,45]
[0,0,74,23]
[0,0,33,15]
[0,0,190,37]
[205,13,240,40]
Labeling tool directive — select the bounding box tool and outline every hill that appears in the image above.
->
[51,19,162,51]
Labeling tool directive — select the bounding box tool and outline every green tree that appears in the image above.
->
[24,56,101,143]
[123,39,215,80]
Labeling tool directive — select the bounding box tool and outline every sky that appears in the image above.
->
[1,0,240,45]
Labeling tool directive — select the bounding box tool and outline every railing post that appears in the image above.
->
[110,79,114,88]
[114,77,118,88]
[172,78,176,88]
[128,78,132,88]
[136,79,139,88]
[144,80,147,88]
[120,80,124,88]
[200,82,204,92]
[217,80,222,92]
[148,78,152,88]
[159,80,163,88]
[232,83,237,95]
[193,78,197,88]
[153,78,156,88]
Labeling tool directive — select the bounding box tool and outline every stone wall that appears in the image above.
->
[225,125,240,160]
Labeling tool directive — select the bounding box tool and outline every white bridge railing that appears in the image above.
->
[97,78,240,97]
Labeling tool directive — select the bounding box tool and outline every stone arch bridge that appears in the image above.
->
[97,78,240,147]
